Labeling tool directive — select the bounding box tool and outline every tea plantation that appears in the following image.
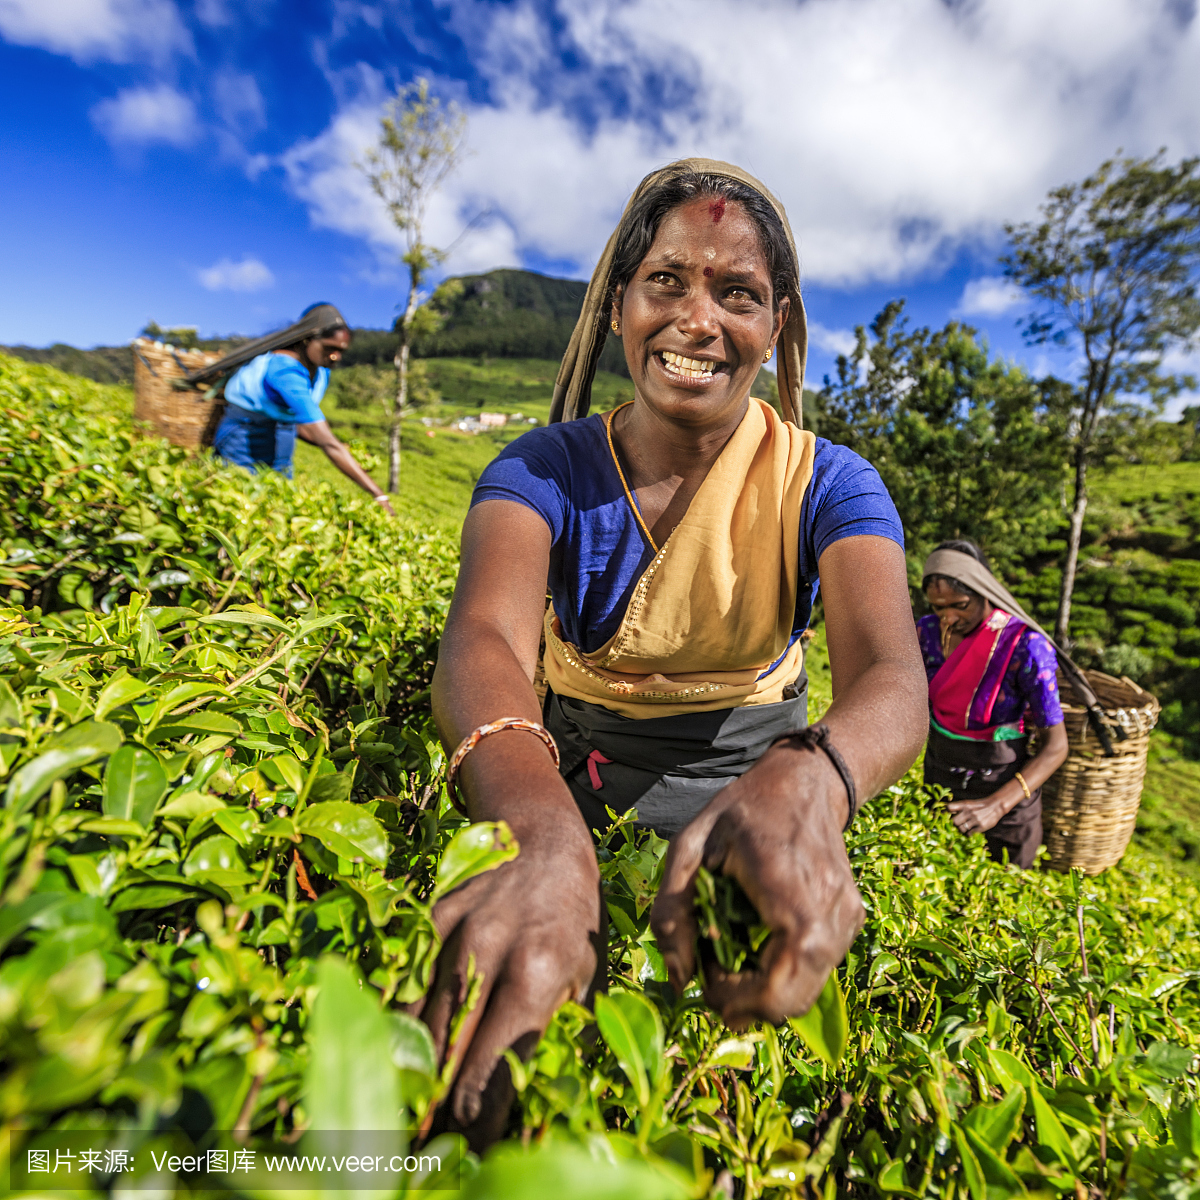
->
[1,352,1198,1197]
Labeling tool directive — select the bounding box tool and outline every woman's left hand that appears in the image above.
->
[946,783,1020,835]
[650,742,865,1028]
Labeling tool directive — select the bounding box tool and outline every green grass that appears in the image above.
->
[296,358,637,526]
[1138,735,1200,882]
[1090,458,1200,501]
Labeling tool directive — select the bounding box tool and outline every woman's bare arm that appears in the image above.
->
[424,499,600,1149]
[652,535,927,1026]
[295,420,395,514]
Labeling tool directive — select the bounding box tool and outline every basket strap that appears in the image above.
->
[1055,650,1121,757]
[133,348,160,378]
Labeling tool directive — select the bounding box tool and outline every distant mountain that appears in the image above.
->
[343,268,629,376]
[1,333,248,386]
[1,343,135,385]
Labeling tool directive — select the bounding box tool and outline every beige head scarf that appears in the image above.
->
[549,158,808,425]
[922,547,1114,746]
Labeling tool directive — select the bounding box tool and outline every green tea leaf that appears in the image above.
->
[146,712,241,744]
[109,884,201,912]
[963,1127,1024,1191]
[94,670,153,720]
[1029,1085,1077,1167]
[103,745,168,827]
[789,969,848,1069]
[0,677,22,733]
[183,835,256,886]
[4,719,123,813]
[461,1139,690,1200]
[709,1037,758,1070]
[158,791,225,820]
[432,820,519,900]
[962,1085,1025,1154]
[306,956,401,1132]
[262,753,305,793]
[79,816,144,837]
[198,609,290,634]
[307,771,353,804]
[389,1011,438,1081]
[952,1127,986,1200]
[297,801,390,867]
[1147,1040,1194,1079]
[1170,1101,1200,1159]
[594,989,664,1106]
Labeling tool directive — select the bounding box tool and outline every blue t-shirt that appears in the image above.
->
[224,353,329,425]
[471,412,904,654]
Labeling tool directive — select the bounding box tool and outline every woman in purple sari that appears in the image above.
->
[917,541,1069,868]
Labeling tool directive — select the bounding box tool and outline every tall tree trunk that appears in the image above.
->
[388,272,421,496]
[1055,444,1089,647]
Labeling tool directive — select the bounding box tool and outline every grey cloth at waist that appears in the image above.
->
[544,680,807,836]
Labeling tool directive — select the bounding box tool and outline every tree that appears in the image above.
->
[1003,152,1200,645]
[359,78,466,494]
[819,300,1069,580]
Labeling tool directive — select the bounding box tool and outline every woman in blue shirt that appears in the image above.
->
[212,303,394,515]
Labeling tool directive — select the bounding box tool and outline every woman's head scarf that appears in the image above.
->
[184,303,349,385]
[550,158,808,426]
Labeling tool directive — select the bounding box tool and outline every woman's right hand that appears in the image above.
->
[411,796,600,1150]
[426,499,599,1148]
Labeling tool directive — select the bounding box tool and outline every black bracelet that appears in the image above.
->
[776,722,859,831]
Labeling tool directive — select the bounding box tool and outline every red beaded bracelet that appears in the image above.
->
[445,718,560,815]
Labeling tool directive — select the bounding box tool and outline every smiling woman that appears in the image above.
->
[425,159,929,1150]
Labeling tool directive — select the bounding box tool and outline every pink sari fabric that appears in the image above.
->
[929,610,1028,741]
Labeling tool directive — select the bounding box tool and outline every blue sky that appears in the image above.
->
[2,0,1199,398]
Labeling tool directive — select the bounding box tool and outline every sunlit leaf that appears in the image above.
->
[306,956,401,1132]
[4,719,123,813]
[788,969,848,1069]
[93,671,152,720]
[297,801,390,867]
[432,820,519,900]
[103,745,168,827]
[594,989,664,1106]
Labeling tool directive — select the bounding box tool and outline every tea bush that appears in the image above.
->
[2,353,1198,1197]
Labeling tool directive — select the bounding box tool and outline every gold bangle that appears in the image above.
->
[1014,771,1032,801]
[445,718,560,815]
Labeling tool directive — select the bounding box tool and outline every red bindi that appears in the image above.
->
[703,266,714,277]
[708,198,726,224]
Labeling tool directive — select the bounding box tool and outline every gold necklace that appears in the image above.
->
[605,403,659,553]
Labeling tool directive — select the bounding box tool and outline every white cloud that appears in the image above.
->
[808,322,858,358]
[91,84,199,146]
[213,70,266,135]
[285,0,1200,292]
[958,276,1025,317]
[0,0,190,62]
[198,256,275,292]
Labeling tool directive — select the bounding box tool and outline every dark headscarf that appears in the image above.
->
[183,303,348,385]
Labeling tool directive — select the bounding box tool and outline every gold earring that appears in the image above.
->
[611,320,620,334]
[763,346,773,363]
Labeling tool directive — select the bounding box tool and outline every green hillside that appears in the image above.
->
[2,268,626,385]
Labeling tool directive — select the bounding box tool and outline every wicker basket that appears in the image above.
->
[1040,669,1160,875]
[132,339,224,449]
